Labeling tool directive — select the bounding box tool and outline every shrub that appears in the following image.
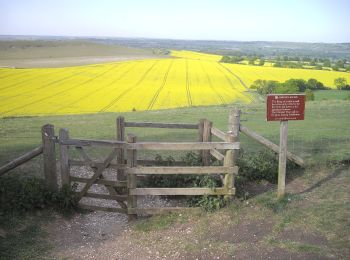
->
[305,89,315,101]
[0,176,78,215]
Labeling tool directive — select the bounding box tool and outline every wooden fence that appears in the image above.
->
[58,113,240,219]
[0,108,305,219]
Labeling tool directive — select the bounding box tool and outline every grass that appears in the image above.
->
[127,165,350,258]
[0,213,52,260]
[1,99,349,174]
[314,89,350,100]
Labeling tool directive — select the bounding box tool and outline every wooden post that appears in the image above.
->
[202,119,213,166]
[41,124,58,191]
[277,120,288,199]
[198,119,205,159]
[127,134,137,221]
[228,108,241,165]
[59,128,70,187]
[223,133,234,201]
[116,116,126,181]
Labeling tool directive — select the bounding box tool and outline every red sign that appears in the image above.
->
[267,94,305,121]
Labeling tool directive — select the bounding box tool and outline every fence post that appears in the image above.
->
[228,108,241,165]
[41,124,58,191]
[116,116,126,181]
[224,133,234,201]
[277,120,288,199]
[202,119,213,166]
[127,133,137,221]
[59,128,70,187]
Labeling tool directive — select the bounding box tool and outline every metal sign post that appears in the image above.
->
[267,94,305,199]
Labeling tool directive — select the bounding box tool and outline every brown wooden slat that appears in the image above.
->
[128,142,239,150]
[84,192,127,201]
[0,145,43,176]
[69,159,126,170]
[77,149,118,200]
[60,139,125,148]
[124,122,198,129]
[127,166,238,175]
[211,127,226,141]
[240,125,305,167]
[70,176,127,187]
[210,149,225,161]
[129,187,235,196]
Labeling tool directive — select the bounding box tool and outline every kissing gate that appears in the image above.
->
[58,109,241,219]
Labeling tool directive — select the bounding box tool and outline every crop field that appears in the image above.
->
[1,50,350,117]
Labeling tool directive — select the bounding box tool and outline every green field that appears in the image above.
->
[1,99,349,178]
[314,90,350,100]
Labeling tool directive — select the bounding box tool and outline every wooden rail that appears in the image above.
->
[128,141,239,150]
[0,145,43,176]
[240,125,305,167]
[127,166,238,175]
[211,127,226,141]
[125,121,198,129]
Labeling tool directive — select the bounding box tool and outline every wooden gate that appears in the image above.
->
[58,111,241,218]
[59,129,128,214]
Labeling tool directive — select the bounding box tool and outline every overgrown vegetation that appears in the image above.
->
[250,78,328,95]
[0,176,78,216]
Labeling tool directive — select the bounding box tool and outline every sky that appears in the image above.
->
[1,0,350,43]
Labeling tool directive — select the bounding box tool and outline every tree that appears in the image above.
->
[250,79,279,95]
[334,77,348,90]
[307,78,325,90]
[258,59,265,66]
[305,89,315,101]
[284,79,307,92]
[323,59,331,67]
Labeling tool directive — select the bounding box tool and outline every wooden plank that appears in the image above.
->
[210,149,225,161]
[0,145,43,176]
[60,139,125,148]
[59,129,70,186]
[125,122,198,129]
[211,127,226,141]
[223,150,234,201]
[84,192,127,201]
[116,116,126,181]
[129,187,235,196]
[42,124,58,191]
[128,142,239,150]
[137,159,186,166]
[128,207,201,215]
[127,134,138,220]
[228,108,241,165]
[77,149,118,200]
[69,160,126,170]
[277,120,288,199]
[78,203,127,214]
[75,146,91,162]
[202,119,213,165]
[127,166,238,175]
[70,176,127,187]
[240,125,305,167]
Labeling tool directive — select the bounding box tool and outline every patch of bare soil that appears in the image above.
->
[210,220,274,243]
[278,228,329,246]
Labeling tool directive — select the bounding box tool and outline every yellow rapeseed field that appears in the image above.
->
[0,50,349,117]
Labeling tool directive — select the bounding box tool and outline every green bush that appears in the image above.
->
[0,176,78,215]
[237,150,298,184]
[305,89,315,101]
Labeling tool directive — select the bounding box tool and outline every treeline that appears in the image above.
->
[250,78,328,95]
[220,55,350,72]
[220,55,265,66]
